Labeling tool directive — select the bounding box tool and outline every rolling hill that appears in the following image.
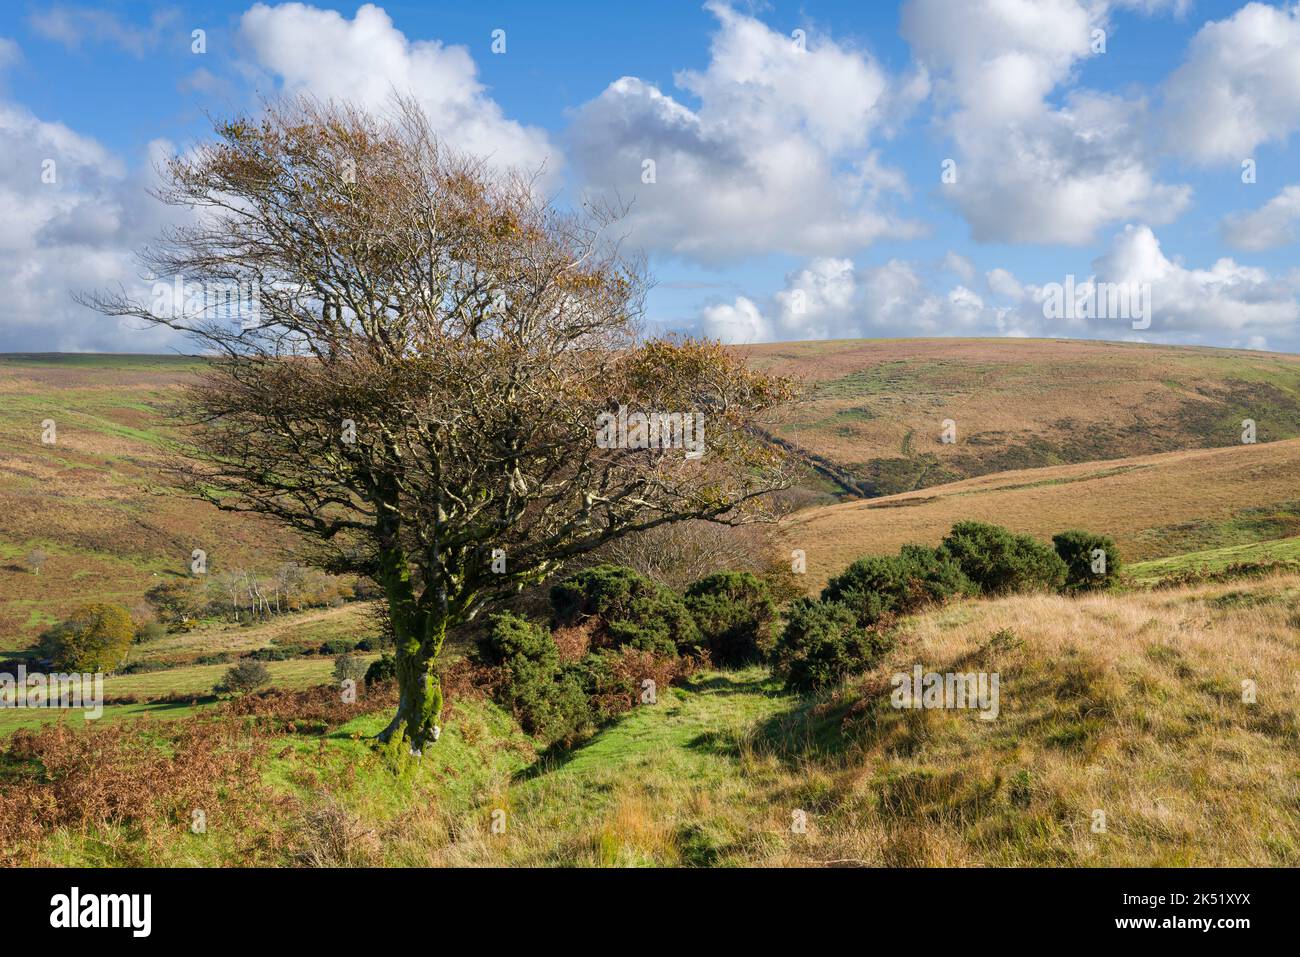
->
[4,340,1299,648]
[740,338,1300,498]
[0,354,301,650]
[779,438,1300,590]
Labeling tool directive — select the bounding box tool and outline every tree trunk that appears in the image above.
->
[375,609,447,752]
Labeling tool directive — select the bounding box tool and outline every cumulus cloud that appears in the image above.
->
[1085,224,1300,342]
[0,100,184,352]
[697,256,1019,344]
[568,1,925,261]
[1160,2,1300,165]
[696,225,1300,350]
[1221,184,1300,250]
[902,0,1190,244]
[238,3,558,185]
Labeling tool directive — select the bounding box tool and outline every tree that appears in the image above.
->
[38,603,135,672]
[144,579,201,628]
[217,660,271,695]
[24,549,47,576]
[83,96,794,751]
[333,653,368,686]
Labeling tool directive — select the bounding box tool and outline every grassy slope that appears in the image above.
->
[0,652,377,735]
[7,343,1299,647]
[741,338,1300,497]
[26,573,1300,867]
[0,354,301,650]
[1129,538,1300,582]
[780,438,1300,590]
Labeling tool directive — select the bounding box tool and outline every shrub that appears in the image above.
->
[134,621,168,643]
[216,660,271,695]
[684,571,777,665]
[1053,530,1122,591]
[479,613,592,745]
[550,565,699,656]
[365,654,397,685]
[771,599,893,692]
[36,603,135,672]
[576,647,684,722]
[821,544,973,626]
[244,647,293,662]
[118,659,170,675]
[940,521,1066,595]
[319,638,359,656]
[332,654,368,686]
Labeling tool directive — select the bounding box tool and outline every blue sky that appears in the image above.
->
[2,0,1300,352]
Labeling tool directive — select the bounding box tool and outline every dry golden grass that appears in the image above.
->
[780,438,1300,590]
[401,574,1300,868]
[754,573,1300,866]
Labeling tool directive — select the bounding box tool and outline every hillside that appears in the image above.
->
[0,354,301,649]
[5,343,1300,648]
[9,571,1297,866]
[740,338,1300,498]
[780,438,1300,589]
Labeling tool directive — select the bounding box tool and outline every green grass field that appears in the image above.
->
[0,654,376,735]
[1128,537,1300,582]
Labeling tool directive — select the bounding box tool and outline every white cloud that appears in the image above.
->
[943,250,975,281]
[568,1,924,261]
[694,225,1300,349]
[1160,3,1300,165]
[1221,184,1300,250]
[697,256,1012,343]
[902,0,1190,244]
[238,3,557,184]
[28,5,181,58]
[0,37,21,70]
[987,267,1027,301]
[1086,224,1300,337]
[0,103,183,351]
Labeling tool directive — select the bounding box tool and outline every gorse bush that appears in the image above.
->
[771,599,894,692]
[479,613,592,745]
[684,571,777,666]
[37,603,135,672]
[1053,530,1121,591]
[940,521,1066,595]
[550,564,699,657]
[364,654,397,686]
[821,544,973,626]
